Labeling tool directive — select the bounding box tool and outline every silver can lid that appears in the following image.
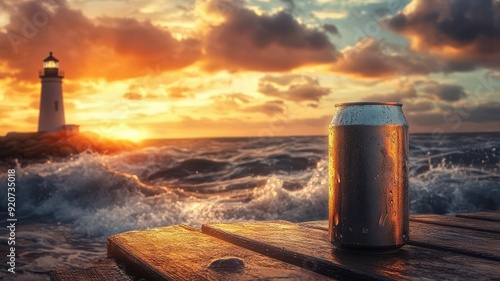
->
[335,102,402,107]
[331,102,407,126]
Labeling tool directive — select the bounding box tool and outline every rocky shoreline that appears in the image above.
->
[0,131,136,166]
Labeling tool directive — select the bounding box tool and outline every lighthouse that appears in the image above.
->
[38,52,66,132]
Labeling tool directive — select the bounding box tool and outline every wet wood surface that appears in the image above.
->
[53,213,500,280]
[107,224,333,281]
[456,212,500,222]
[300,219,500,262]
[203,218,500,280]
[410,214,500,233]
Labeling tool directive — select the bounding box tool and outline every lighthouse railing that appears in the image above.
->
[39,69,64,77]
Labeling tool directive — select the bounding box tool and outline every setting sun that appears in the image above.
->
[99,124,148,142]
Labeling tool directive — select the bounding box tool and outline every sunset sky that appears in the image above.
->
[0,0,499,139]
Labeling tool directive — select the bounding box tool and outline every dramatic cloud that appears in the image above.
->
[0,0,338,81]
[0,0,201,82]
[243,100,286,116]
[322,24,340,36]
[212,93,252,114]
[258,75,331,103]
[365,79,467,112]
[387,0,500,69]
[466,102,500,123]
[421,82,467,102]
[406,101,500,132]
[369,79,467,103]
[203,0,338,71]
[331,38,442,78]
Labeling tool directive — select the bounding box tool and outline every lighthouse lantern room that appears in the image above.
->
[38,52,66,132]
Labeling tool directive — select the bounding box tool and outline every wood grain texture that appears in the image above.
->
[203,221,500,281]
[410,214,500,233]
[456,212,500,222]
[51,259,131,281]
[299,220,500,261]
[108,224,334,281]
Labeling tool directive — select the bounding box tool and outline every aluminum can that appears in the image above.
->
[328,102,409,253]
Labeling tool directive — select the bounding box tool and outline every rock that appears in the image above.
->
[0,131,136,162]
[24,139,40,147]
[208,257,245,272]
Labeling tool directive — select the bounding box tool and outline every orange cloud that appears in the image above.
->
[331,38,442,79]
[386,0,500,69]
[201,0,338,71]
[258,74,330,103]
[0,0,201,83]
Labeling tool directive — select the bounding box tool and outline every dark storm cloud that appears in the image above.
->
[422,83,467,102]
[386,0,500,68]
[332,39,442,78]
[323,24,340,36]
[365,80,466,113]
[466,102,500,123]
[258,75,330,103]
[407,102,500,129]
[0,0,201,82]
[204,2,338,71]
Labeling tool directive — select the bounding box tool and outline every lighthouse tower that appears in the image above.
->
[38,52,65,132]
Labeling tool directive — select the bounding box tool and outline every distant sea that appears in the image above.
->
[1,133,499,280]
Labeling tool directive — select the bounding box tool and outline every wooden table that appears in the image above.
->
[52,212,500,280]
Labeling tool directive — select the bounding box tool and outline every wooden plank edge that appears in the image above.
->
[407,240,500,262]
[409,217,500,234]
[299,221,500,262]
[108,234,170,281]
[201,224,394,281]
[298,222,328,231]
[456,213,500,222]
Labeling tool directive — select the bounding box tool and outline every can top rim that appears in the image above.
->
[335,102,402,107]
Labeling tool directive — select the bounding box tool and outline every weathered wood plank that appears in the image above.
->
[410,214,500,233]
[456,212,500,222]
[298,221,329,231]
[299,220,500,261]
[108,225,334,281]
[410,221,500,262]
[203,221,500,281]
[51,259,131,281]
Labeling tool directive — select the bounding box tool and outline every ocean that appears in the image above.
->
[1,133,499,280]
